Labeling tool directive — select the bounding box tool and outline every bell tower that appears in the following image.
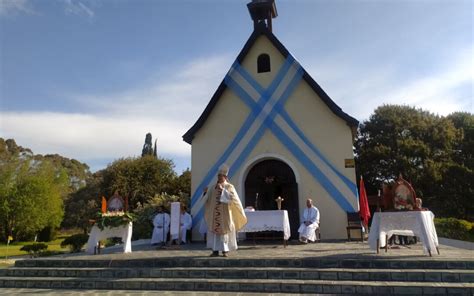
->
[247,0,278,32]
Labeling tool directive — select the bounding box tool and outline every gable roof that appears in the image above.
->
[182,23,359,144]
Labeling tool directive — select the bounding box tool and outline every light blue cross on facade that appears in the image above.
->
[191,54,358,227]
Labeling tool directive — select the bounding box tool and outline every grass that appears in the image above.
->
[0,229,85,268]
[0,232,79,259]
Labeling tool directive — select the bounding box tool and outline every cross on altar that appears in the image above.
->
[275,196,284,210]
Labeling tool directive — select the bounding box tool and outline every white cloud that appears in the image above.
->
[62,0,94,18]
[0,0,36,16]
[0,0,96,18]
[306,47,473,121]
[3,45,470,172]
[75,54,232,121]
[0,111,190,159]
[0,54,233,171]
[386,53,473,116]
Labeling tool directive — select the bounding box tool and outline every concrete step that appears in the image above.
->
[2,267,473,283]
[1,276,473,295]
[14,257,474,270]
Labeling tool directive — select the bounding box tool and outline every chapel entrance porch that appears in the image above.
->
[244,159,300,240]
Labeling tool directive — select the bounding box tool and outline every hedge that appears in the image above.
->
[20,243,48,257]
[60,233,89,253]
[434,217,474,242]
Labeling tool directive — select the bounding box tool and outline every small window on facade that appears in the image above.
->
[257,54,271,73]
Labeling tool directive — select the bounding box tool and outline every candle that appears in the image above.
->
[101,196,107,213]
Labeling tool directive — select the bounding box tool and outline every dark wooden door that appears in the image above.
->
[245,159,299,240]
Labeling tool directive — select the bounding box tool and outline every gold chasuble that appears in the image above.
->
[204,181,247,235]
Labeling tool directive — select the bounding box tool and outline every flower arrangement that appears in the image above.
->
[102,211,126,217]
[96,211,135,230]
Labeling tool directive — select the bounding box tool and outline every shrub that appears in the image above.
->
[104,237,122,247]
[20,243,48,258]
[131,193,183,240]
[60,233,89,253]
[37,226,57,242]
[434,218,474,242]
[132,206,156,240]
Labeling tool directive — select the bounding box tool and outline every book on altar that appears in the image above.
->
[220,189,231,204]
[221,189,232,204]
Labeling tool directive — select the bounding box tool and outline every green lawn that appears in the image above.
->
[0,230,85,268]
[0,237,71,258]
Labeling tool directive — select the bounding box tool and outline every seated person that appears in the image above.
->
[151,206,170,246]
[171,205,192,244]
[107,190,124,212]
[298,198,320,243]
[415,198,428,211]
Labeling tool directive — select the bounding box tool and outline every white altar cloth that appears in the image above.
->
[239,210,291,240]
[368,211,439,255]
[86,222,133,254]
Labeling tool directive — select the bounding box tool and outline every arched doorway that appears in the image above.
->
[244,159,299,240]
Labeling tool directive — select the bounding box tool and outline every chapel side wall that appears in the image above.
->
[190,34,358,240]
[240,36,286,89]
[230,92,356,239]
[190,88,249,239]
[284,80,358,239]
[238,35,357,192]
[237,129,350,239]
[234,36,357,239]
[191,35,285,203]
[284,81,357,184]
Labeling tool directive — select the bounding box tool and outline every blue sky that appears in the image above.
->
[1,0,472,174]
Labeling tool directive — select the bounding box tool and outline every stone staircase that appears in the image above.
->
[1,257,473,294]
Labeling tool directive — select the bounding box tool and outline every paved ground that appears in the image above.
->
[36,239,474,262]
[0,289,344,296]
[1,240,472,295]
[0,288,336,295]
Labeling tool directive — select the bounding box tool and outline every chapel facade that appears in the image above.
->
[183,0,360,240]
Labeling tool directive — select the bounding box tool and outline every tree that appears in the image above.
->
[100,156,177,209]
[355,105,457,190]
[141,133,158,158]
[0,138,91,192]
[172,168,191,201]
[354,105,471,220]
[132,193,182,240]
[0,138,90,241]
[447,112,474,169]
[62,157,191,231]
[43,154,91,191]
[61,173,102,234]
[0,157,67,241]
[433,163,474,220]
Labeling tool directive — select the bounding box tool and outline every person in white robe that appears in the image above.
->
[298,198,320,243]
[203,164,247,257]
[151,206,170,245]
[171,206,193,244]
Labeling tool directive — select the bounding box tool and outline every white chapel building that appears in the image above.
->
[183,0,360,240]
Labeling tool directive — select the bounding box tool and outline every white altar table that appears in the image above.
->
[368,211,439,256]
[239,210,291,247]
[86,222,133,254]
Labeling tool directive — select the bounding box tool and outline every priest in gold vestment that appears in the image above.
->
[204,164,247,257]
